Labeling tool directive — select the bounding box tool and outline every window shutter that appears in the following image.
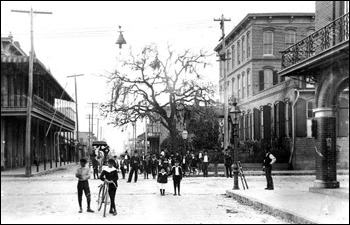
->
[253,108,261,140]
[273,70,278,85]
[259,70,264,91]
[263,105,272,139]
[249,113,252,139]
[240,116,244,140]
[245,114,248,140]
[279,101,286,137]
[296,98,307,137]
[288,102,292,137]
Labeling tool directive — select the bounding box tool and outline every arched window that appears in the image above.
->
[242,36,245,62]
[242,72,245,99]
[247,69,251,97]
[259,68,273,90]
[226,49,231,72]
[285,30,296,47]
[237,75,241,100]
[231,78,235,99]
[237,41,241,65]
[231,45,235,69]
[263,31,274,55]
[246,31,250,58]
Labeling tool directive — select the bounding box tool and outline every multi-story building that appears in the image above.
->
[279,1,348,188]
[1,35,76,173]
[215,13,317,169]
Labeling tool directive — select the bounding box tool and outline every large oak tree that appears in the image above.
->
[101,44,216,151]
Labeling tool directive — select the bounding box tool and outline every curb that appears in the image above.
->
[226,190,318,224]
[1,163,77,178]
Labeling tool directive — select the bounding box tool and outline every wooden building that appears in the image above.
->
[1,35,76,172]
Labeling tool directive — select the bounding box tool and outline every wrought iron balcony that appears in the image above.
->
[281,12,349,70]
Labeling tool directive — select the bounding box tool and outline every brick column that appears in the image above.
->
[313,107,339,188]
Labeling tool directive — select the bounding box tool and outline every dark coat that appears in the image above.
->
[130,156,141,168]
[157,172,168,183]
[224,155,233,166]
[100,168,119,189]
[170,166,183,180]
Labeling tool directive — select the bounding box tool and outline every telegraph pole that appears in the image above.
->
[214,14,231,150]
[12,8,52,177]
[67,74,84,161]
[87,102,98,137]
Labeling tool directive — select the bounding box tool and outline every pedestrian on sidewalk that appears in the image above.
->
[198,150,203,175]
[181,155,187,177]
[201,150,211,177]
[150,153,158,179]
[100,159,119,216]
[157,167,168,196]
[224,149,233,178]
[171,160,183,196]
[190,153,198,175]
[124,151,130,173]
[92,156,99,179]
[113,156,119,170]
[263,147,276,190]
[127,151,141,183]
[75,158,94,213]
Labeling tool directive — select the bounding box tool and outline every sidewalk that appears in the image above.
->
[226,176,349,224]
[1,162,77,177]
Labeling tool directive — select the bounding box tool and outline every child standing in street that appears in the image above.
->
[157,168,168,196]
[75,158,94,213]
[171,160,183,196]
[100,159,119,216]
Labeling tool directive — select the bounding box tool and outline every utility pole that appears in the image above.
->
[87,114,91,152]
[214,14,231,150]
[67,74,84,161]
[87,102,98,137]
[12,8,52,177]
[96,118,99,141]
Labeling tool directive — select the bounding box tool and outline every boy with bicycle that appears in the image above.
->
[75,158,94,213]
[100,159,119,216]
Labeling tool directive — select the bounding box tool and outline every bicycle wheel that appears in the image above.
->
[103,186,109,217]
[97,185,105,211]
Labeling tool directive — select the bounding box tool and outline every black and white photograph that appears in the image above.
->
[1,1,349,224]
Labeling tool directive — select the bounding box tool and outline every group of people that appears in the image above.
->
[75,146,276,215]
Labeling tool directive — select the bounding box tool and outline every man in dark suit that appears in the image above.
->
[170,160,183,196]
[127,151,141,183]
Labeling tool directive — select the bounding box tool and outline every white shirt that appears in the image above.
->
[203,155,208,163]
[266,153,277,165]
[199,153,202,158]
[175,166,180,176]
[183,158,186,164]
[124,155,128,160]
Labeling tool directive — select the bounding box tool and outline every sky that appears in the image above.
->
[1,1,315,155]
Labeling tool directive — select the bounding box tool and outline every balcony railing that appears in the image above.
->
[1,94,27,108]
[281,12,349,69]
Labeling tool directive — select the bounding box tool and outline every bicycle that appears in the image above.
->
[97,180,117,217]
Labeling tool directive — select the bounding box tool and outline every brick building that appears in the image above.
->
[279,1,349,188]
[215,13,320,169]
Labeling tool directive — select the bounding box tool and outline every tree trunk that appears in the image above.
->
[168,124,179,153]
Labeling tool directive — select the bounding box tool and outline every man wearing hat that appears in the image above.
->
[170,160,183,196]
[127,151,141,183]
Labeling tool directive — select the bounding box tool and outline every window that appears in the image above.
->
[306,99,315,137]
[285,30,296,47]
[226,50,230,72]
[260,69,273,90]
[247,69,250,97]
[237,75,241,100]
[263,31,273,55]
[305,76,315,88]
[231,45,235,69]
[242,36,245,62]
[231,78,235,98]
[242,72,245,99]
[246,32,250,58]
[237,41,241,65]
[260,108,264,138]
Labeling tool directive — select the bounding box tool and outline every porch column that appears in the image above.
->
[1,118,5,169]
[313,107,339,188]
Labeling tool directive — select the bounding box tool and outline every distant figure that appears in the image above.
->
[124,151,130,173]
[113,156,119,170]
[157,167,168,196]
[198,150,203,175]
[181,155,187,177]
[201,150,211,177]
[263,147,276,190]
[150,154,158,179]
[75,158,94,213]
[100,159,118,216]
[120,158,126,179]
[127,151,141,183]
[171,160,183,196]
[92,156,99,179]
[224,150,233,178]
